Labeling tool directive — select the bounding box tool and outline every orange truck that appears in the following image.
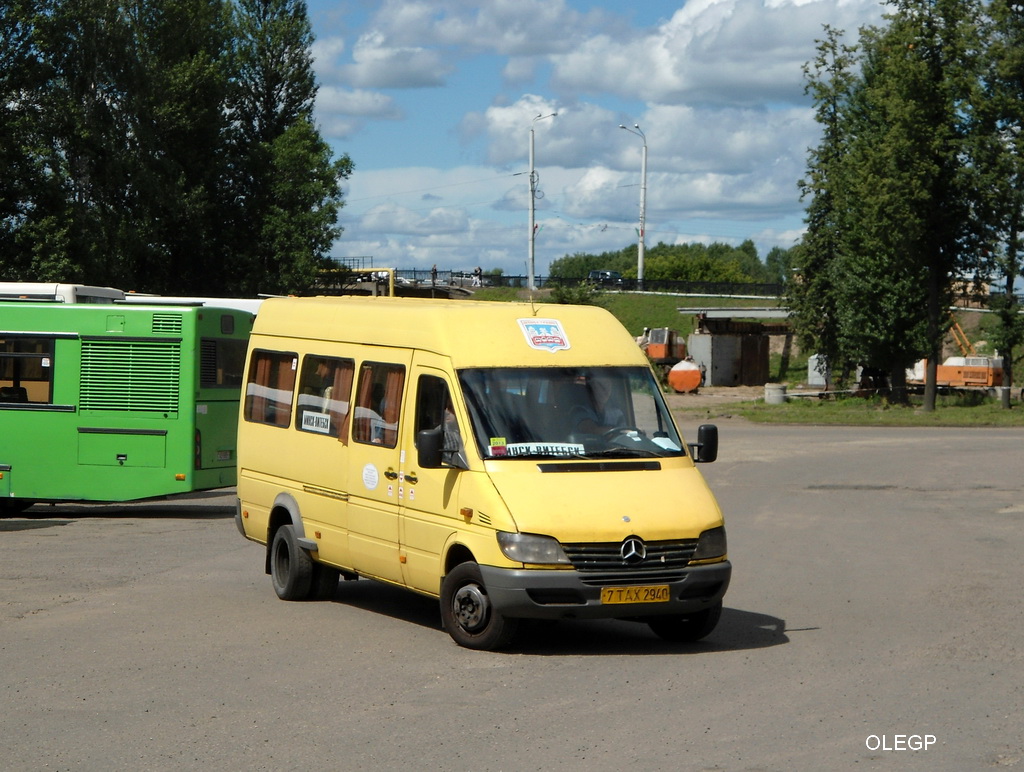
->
[907,357,1004,388]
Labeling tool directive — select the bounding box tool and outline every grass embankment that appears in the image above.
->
[473,287,775,337]
[471,287,1024,427]
[731,395,1024,427]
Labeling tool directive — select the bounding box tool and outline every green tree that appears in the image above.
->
[974,0,1024,387]
[548,250,630,280]
[130,0,233,293]
[764,245,797,285]
[226,0,352,295]
[792,26,858,383]
[0,0,41,273]
[798,5,985,405]
[550,241,771,284]
[20,0,140,284]
[3,0,233,292]
[0,0,350,297]
[847,0,983,407]
[643,243,752,283]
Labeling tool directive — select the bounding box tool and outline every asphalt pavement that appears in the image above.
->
[1,423,1021,771]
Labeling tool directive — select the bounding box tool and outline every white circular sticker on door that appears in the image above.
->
[362,463,379,491]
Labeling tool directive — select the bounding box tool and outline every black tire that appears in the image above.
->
[309,564,340,601]
[270,525,314,601]
[440,562,519,650]
[647,601,722,643]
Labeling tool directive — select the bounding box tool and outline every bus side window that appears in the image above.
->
[244,350,297,427]
[352,362,404,448]
[0,336,54,405]
[296,355,354,441]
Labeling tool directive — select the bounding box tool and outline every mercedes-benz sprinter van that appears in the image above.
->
[236,296,729,649]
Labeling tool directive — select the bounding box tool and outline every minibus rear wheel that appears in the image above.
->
[310,564,340,600]
[441,562,519,650]
[271,525,314,601]
[646,601,722,643]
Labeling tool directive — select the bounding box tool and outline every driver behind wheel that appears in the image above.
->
[571,376,626,435]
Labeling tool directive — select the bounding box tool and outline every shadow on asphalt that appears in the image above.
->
[0,518,74,532]
[330,577,789,655]
[2,489,235,521]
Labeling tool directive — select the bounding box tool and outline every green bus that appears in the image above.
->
[0,301,253,513]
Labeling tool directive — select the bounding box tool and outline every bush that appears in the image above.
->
[550,282,603,305]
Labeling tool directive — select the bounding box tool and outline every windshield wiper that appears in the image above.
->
[582,447,662,459]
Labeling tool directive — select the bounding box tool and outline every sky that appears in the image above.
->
[306,0,887,277]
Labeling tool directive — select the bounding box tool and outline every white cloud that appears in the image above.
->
[372,0,600,56]
[550,0,882,105]
[361,203,471,236]
[317,86,402,119]
[341,30,453,88]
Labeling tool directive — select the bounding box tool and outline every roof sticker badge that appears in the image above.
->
[518,318,570,352]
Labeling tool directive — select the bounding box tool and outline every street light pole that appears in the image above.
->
[619,123,647,291]
[529,112,556,291]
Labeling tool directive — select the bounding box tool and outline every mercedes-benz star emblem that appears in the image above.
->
[620,536,647,564]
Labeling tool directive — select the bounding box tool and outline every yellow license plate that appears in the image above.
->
[600,585,670,604]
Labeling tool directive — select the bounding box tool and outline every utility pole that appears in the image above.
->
[529,112,556,291]
[619,123,647,291]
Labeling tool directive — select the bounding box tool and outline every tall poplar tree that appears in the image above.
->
[128,0,232,293]
[227,0,351,295]
[798,1,985,407]
[850,0,983,408]
[0,0,40,273]
[21,0,139,284]
[975,0,1024,387]
[792,26,858,383]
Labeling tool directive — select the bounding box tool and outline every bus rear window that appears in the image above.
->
[0,337,54,404]
[200,338,248,388]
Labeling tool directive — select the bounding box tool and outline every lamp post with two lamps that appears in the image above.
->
[619,123,647,291]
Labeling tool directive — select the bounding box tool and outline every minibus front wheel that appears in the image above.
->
[271,525,314,601]
[441,562,519,651]
[646,601,722,643]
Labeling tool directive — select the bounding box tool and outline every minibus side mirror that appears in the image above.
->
[417,429,443,468]
[416,429,469,470]
[689,424,718,463]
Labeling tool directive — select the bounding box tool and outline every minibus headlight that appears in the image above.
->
[692,526,727,561]
[496,532,570,565]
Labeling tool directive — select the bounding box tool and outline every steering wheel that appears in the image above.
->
[601,426,642,441]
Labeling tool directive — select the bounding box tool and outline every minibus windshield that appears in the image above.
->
[458,366,685,460]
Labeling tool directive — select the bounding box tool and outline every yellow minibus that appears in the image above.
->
[235,296,730,649]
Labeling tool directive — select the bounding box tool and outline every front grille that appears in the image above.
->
[562,538,698,585]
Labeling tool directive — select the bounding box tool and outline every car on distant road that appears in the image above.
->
[587,270,624,286]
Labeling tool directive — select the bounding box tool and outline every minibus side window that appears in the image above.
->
[415,375,468,468]
[353,362,404,447]
[296,355,354,440]
[243,350,297,427]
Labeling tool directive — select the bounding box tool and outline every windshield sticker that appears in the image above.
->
[518,318,570,352]
[500,442,585,458]
[489,437,507,456]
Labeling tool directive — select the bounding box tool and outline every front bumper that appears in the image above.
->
[479,560,731,620]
